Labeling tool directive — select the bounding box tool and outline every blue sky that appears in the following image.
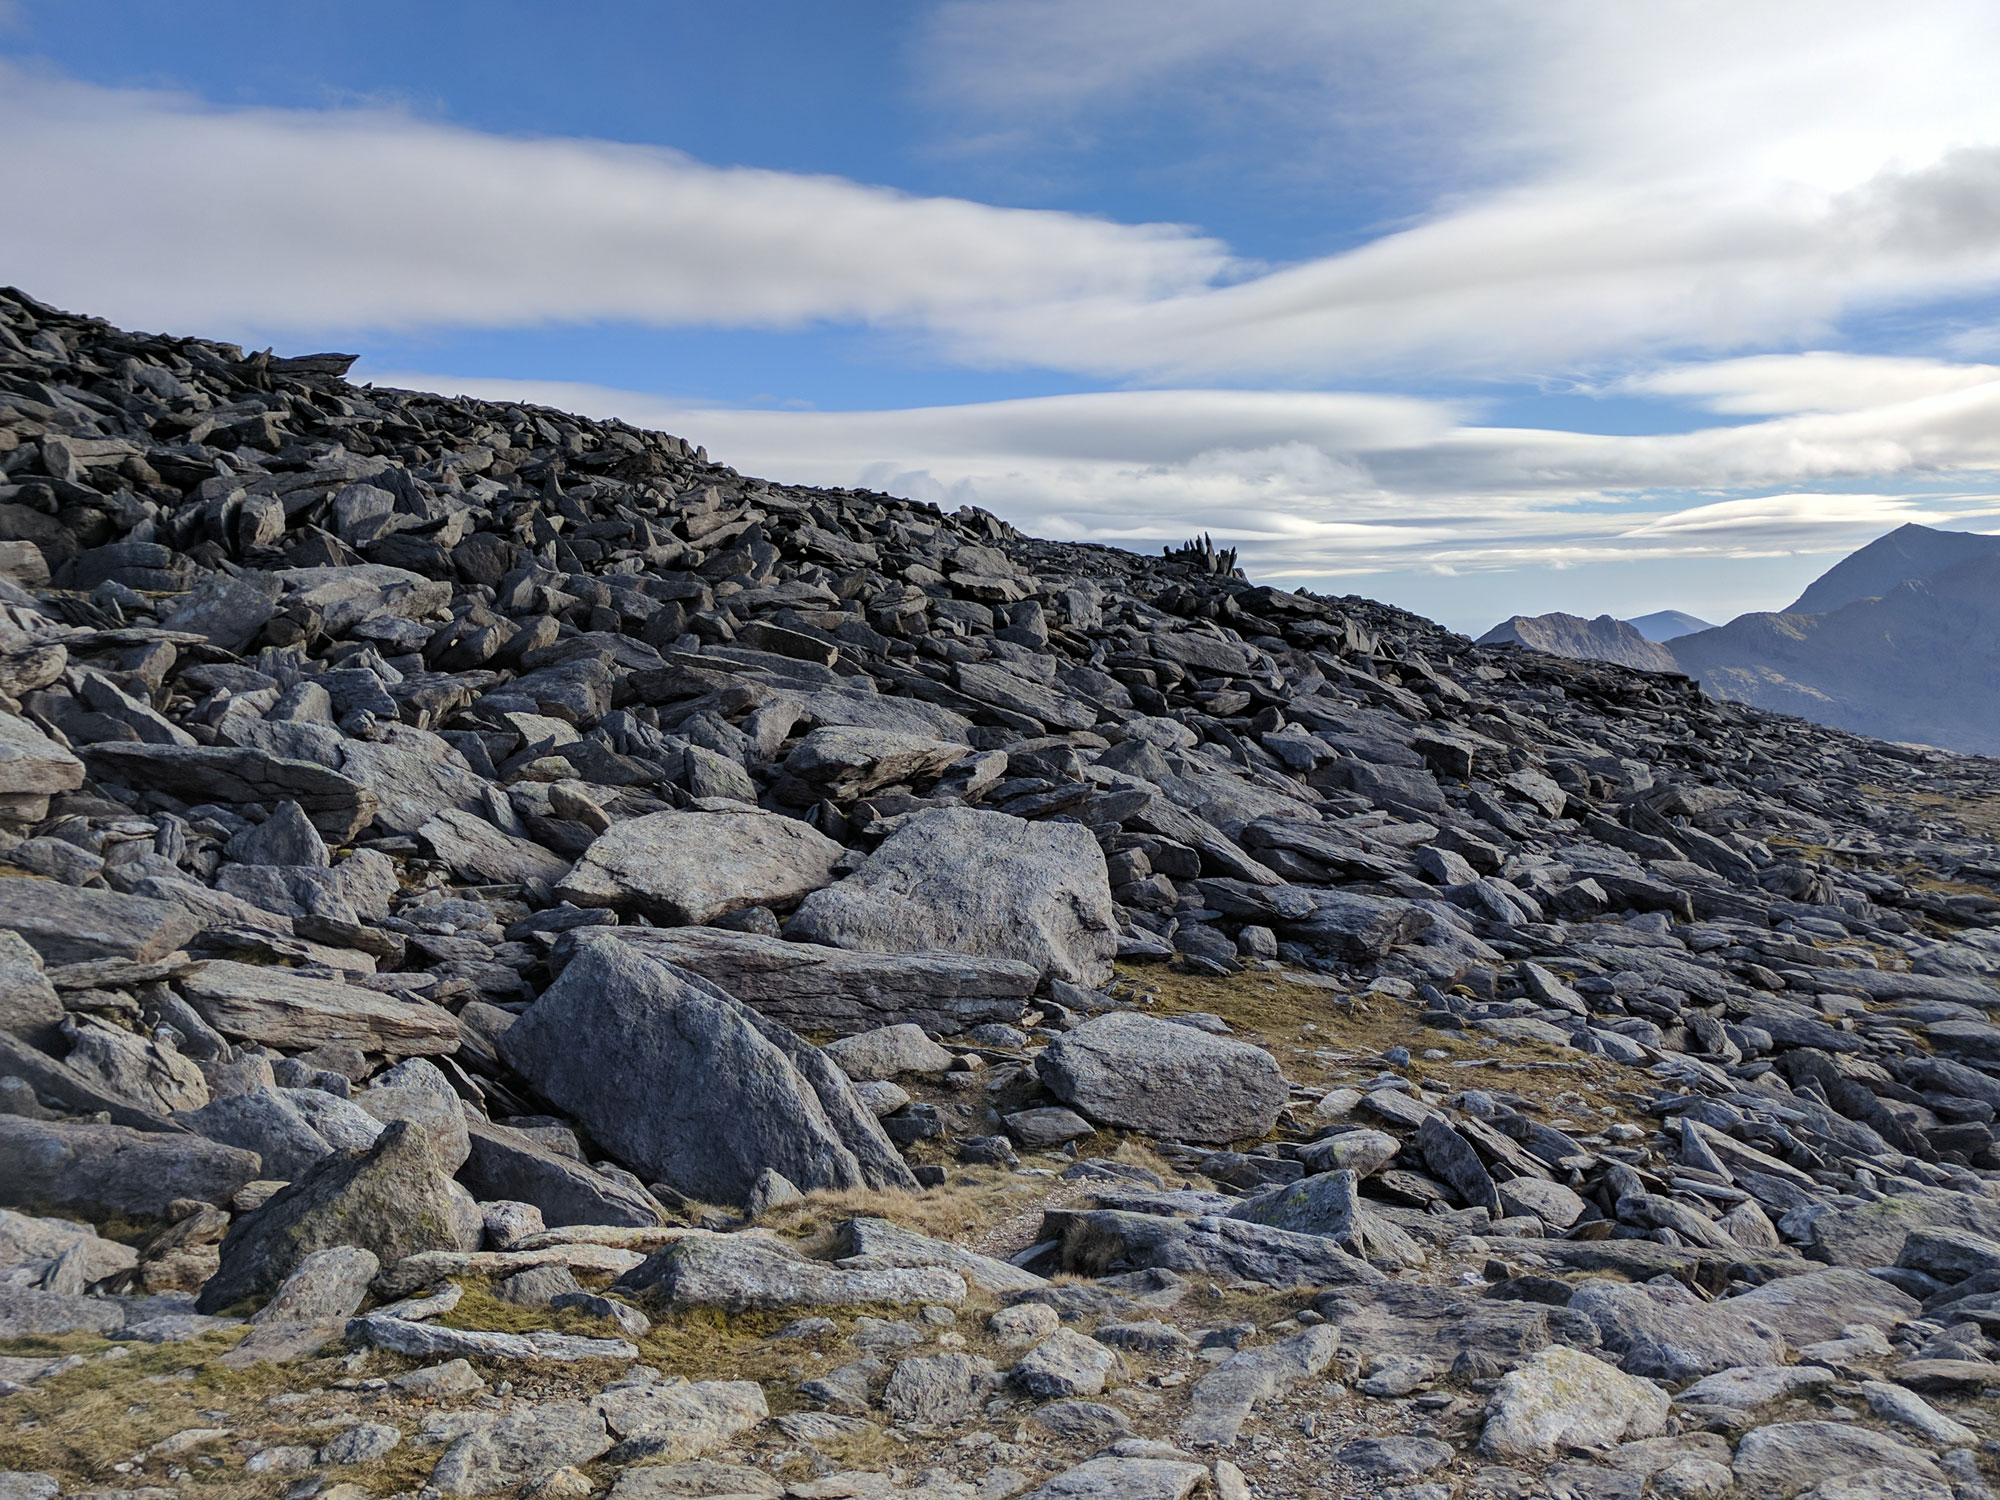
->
[6,1,2000,632]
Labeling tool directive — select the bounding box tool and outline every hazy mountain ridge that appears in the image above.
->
[1482,523,2000,754]
[1474,611,1678,672]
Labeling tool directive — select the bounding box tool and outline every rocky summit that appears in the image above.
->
[4,287,2000,1500]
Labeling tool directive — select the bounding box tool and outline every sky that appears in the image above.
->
[5,2,2000,634]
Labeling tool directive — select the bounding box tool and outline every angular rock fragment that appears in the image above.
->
[500,936,909,1203]
[789,807,1118,985]
[1036,1012,1288,1145]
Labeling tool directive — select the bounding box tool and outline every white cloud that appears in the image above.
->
[1616,353,2000,414]
[1617,494,1953,538]
[9,3,2000,381]
[0,62,1228,342]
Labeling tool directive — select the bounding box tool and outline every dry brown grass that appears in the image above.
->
[1115,963,1628,1115]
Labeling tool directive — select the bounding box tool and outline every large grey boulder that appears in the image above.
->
[1479,1345,1670,1460]
[1730,1421,1945,1499]
[780,726,967,801]
[0,1029,183,1132]
[823,1023,954,1081]
[573,925,1036,1037]
[0,1285,125,1338]
[80,743,377,842]
[461,1117,666,1229]
[787,807,1118,985]
[59,1016,209,1116]
[1044,1209,1385,1289]
[426,1376,765,1497]
[1568,1277,1787,1382]
[178,960,460,1056]
[0,1115,261,1217]
[0,877,201,966]
[0,1208,138,1285]
[356,1058,471,1171]
[0,931,61,1044]
[178,1088,341,1180]
[0,710,82,818]
[335,726,493,836]
[417,807,571,886]
[499,935,913,1204]
[1230,1170,1427,1270]
[199,1120,480,1313]
[557,805,844,924]
[1802,1185,2000,1268]
[1036,1012,1288,1145]
[277,563,450,636]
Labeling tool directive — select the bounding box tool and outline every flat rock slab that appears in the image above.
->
[0,1115,261,1218]
[417,807,572,886]
[1730,1421,1945,1500]
[1181,1324,1339,1447]
[614,1233,966,1312]
[1045,1209,1385,1290]
[0,877,201,966]
[558,806,843,924]
[350,1314,637,1364]
[1036,1011,1289,1145]
[179,959,460,1056]
[788,806,1118,986]
[1020,1458,1210,1500]
[1805,1186,2000,1269]
[81,743,376,841]
[577,925,1035,1037]
[1480,1345,1670,1461]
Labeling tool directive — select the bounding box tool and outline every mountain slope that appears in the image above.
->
[1786,521,2000,614]
[1475,612,1678,672]
[1626,608,1713,641]
[1672,553,2000,752]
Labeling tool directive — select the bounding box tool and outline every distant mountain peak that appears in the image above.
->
[1786,521,2000,615]
[1626,609,1714,642]
[1476,612,1679,673]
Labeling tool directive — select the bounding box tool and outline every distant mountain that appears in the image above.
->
[1476,612,1678,673]
[1786,521,2000,614]
[1672,553,2000,753]
[1626,609,1714,642]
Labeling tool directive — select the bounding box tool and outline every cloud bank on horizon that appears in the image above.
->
[3,0,1999,630]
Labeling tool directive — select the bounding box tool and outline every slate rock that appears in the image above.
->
[615,1232,966,1312]
[881,1351,997,1424]
[461,1117,666,1229]
[1047,1209,1386,1289]
[574,925,1036,1037]
[0,931,61,1044]
[199,1120,479,1313]
[500,935,908,1204]
[1479,1345,1670,1460]
[179,960,460,1057]
[1181,1324,1340,1447]
[788,806,1119,985]
[0,1114,261,1218]
[1012,1327,1121,1399]
[1036,1011,1289,1145]
[823,1023,955,1081]
[0,877,201,967]
[1730,1421,1945,1500]
[1020,1459,1210,1500]
[558,805,843,925]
